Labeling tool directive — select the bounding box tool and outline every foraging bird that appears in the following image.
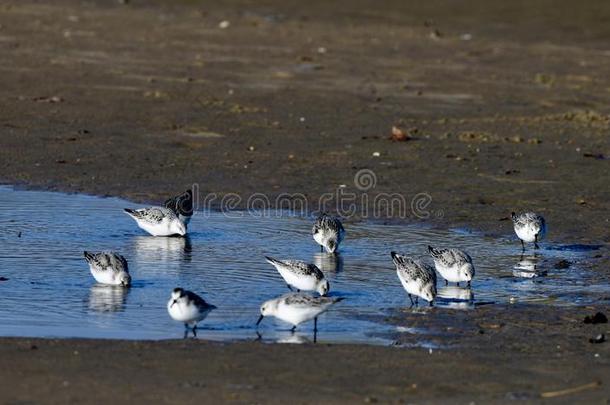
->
[511,212,546,250]
[312,214,345,253]
[164,189,194,225]
[428,246,475,286]
[83,251,131,287]
[265,256,329,296]
[390,251,437,306]
[124,207,186,236]
[167,288,216,336]
[256,292,344,335]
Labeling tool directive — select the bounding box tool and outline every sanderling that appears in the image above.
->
[164,189,194,225]
[265,256,329,296]
[83,251,131,286]
[428,245,475,286]
[167,288,216,337]
[390,251,437,306]
[312,213,345,253]
[256,292,344,334]
[511,211,546,250]
[124,207,186,236]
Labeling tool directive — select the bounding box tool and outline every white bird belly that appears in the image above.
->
[313,232,325,246]
[167,302,204,323]
[90,267,120,285]
[278,268,318,291]
[276,304,321,326]
[515,226,536,242]
[138,219,171,236]
[398,271,430,300]
[435,264,464,283]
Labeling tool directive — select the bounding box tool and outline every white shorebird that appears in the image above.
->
[83,251,131,286]
[256,292,344,336]
[265,256,329,296]
[124,207,186,236]
[390,251,437,307]
[428,246,475,286]
[511,211,546,250]
[167,288,216,337]
[164,189,194,225]
[312,214,345,253]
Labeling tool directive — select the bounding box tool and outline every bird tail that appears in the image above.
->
[390,251,404,266]
[123,208,139,219]
[428,245,441,258]
[333,297,346,304]
[264,256,282,267]
[83,251,95,263]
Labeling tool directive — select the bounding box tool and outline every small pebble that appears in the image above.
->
[372,152,380,157]
[218,20,230,29]
[589,334,606,344]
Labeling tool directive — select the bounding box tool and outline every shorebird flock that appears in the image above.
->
[83,188,547,339]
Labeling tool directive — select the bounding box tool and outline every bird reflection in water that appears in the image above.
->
[513,254,547,278]
[88,285,129,313]
[131,235,192,263]
[435,285,474,309]
[313,252,344,273]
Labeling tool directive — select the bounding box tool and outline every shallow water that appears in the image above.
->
[0,186,603,344]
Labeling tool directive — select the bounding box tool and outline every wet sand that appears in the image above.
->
[0,0,609,403]
[1,305,609,403]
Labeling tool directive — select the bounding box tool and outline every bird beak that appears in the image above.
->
[256,314,264,326]
[170,300,177,307]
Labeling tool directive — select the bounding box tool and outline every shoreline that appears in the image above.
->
[3,180,608,247]
[2,303,609,404]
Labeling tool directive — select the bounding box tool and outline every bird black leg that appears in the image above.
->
[467,281,471,287]
[314,317,318,332]
[415,297,419,307]
[429,300,433,307]
[457,282,460,287]
[286,284,294,291]
[320,245,324,253]
[534,234,540,250]
[408,294,414,307]
[445,279,448,286]
[290,325,296,333]
[192,325,197,338]
[521,239,525,251]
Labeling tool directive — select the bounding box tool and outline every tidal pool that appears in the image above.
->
[0,186,602,344]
